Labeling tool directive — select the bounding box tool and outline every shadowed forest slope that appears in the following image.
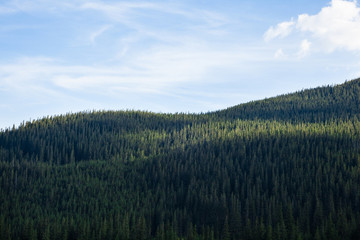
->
[0,78,360,240]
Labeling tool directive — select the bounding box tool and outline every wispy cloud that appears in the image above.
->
[0,1,241,124]
[297,39,311,58]
[1,0,75,14]
[81,2,159,13]
[80,1,229,36]
[0,43,244,96]
[274,48,287,60]
[264,20,295,42]
[80,1,228,24]
[0,5,16,14]
[89,25,111,45]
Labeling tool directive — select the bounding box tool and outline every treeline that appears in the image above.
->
[1,79,360,239]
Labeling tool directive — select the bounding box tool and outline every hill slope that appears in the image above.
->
[215,78,360,122]
[0,79,360,240]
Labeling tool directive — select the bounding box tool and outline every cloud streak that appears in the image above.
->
[0,43,244,96]
[89,25,111,44]
[80,1,229,35]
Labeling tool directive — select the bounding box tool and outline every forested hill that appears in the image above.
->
[1,79,360,240]
[215,78,360,122]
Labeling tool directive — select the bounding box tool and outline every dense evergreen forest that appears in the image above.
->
[1,78,360,240]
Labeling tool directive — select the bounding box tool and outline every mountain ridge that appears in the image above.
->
[2,77,359,133]
[214,78,360,122]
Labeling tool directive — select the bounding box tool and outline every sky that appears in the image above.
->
[1,0,360,129]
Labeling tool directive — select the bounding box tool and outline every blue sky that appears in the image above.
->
[1,0,360,128]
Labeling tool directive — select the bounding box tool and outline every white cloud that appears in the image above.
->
[264,20,295,42]
[297,39,312,58]
[265,0,360,53]
[297,0,360,51]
